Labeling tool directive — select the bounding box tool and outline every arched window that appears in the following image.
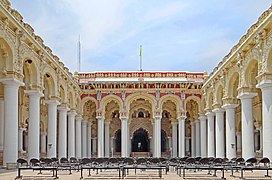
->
[138,111,144,118]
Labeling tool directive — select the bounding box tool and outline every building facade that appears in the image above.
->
[0,0,272,167]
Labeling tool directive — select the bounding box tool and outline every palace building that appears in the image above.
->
[0,0,272,168]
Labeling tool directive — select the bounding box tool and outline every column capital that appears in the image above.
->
[0,78,24,87]
[19,127,26,131]
[190,121,195,125]
[256,79,272,89]
[222,103,238,109]
[88,121,92,127]
[82,120,88,125]
[45,99,60,105]
[24,90,44,97]
[154,115,162,120]
[96,116,105,120]
[58,105,69,111]
[105,121,110,125]
[171,121,178,125]
[41,132,47,136]
[212,108,224,113]
[76,115,83,121]
[195,119,200,123]
[120,116,128,121]
[237,92,257,100]
[205,111,215,117]
[68,110,77,116]
[177,116,186,121]
[199,115,206,121]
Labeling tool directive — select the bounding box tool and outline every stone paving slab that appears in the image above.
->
[0,169,272,180]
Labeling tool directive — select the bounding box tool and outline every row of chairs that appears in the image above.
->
[169,156,271,179]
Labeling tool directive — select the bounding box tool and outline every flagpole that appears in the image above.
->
[139,45,142,71]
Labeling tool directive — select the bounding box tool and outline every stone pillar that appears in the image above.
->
[206,112,215,157]
[92,138,97,156]
[195,119,200,157]
[81,120,87,158]
[199,115,207,157]
[152,122,155,157]
[25,90,43,160]
[191,121,195,157]
[127,122,131,157]
[257,81,272,160]
[1,79,24,166]
[154,116,161,157]
[18,128,26,152]
[213,108,225,158]
[236,132,242,153]
[121,117,128,157]
[67,111,76,158]
[254,130,259,151]
[168,137,172,154]
[57,106,69,158]
[87,122,92,157]
[45,100,60,158]
[178,116,186,157]
[97,117,104,157]
[238,92,257,160]
[75,115,82,158]
[0,98,3,152]
[40,132,47,154]
[171,122,178,157]
[223,104,238,159]
[104,121,110,157]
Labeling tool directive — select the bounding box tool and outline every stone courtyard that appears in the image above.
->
[0,169,272,180]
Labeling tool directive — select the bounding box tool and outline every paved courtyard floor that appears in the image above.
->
[0,168,272,179]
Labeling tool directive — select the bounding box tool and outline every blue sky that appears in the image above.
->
[10,0,271,73]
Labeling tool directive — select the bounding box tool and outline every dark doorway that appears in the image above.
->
[161,129,167,152]
[132,128,149,152]
[115,129,121,152]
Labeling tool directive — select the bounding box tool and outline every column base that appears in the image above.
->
[6,163,17,170]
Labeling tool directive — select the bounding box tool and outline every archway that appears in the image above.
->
[132,128,149,152]
[114,129,121,152]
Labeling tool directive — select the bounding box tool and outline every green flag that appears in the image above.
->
[139,45,142,57]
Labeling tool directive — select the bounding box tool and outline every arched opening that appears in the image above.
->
[132,128,149,152]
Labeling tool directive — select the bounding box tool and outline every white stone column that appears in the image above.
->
[223,104,238,159]
[0,98,4,152]
[195,119,200,157]
[238,92,257,160]
[213,108,225,158]
[1,79,24,166]
[199,115,207,157]
[87,122,92,157]
[127,122,131,157]
[75,115,82,158]
[191,121,195,157]
[111,137,114,156]
[236,132,242,153]
[121,117,128,157]
[57,106,69,158]
[104,121,110,157]
[257,81,272,160]
[254,130,259,151]
[206,112,215,157]
[171,122,178,157]
[168,137,172,154]
[67,111,76,158]
[97,117,104,157]
[154,116,161,157]
[81,120,87,158]
[92,138,97,156]
[152,122,155,157]
[40,132,47,154]
[25,90,43,160]
[18,128,26,152]
[45,100,60,158]
[178,116,186,157]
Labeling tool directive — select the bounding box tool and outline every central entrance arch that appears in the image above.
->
[132,128,149,152]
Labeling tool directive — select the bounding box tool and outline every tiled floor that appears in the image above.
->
[0,168,272,179]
